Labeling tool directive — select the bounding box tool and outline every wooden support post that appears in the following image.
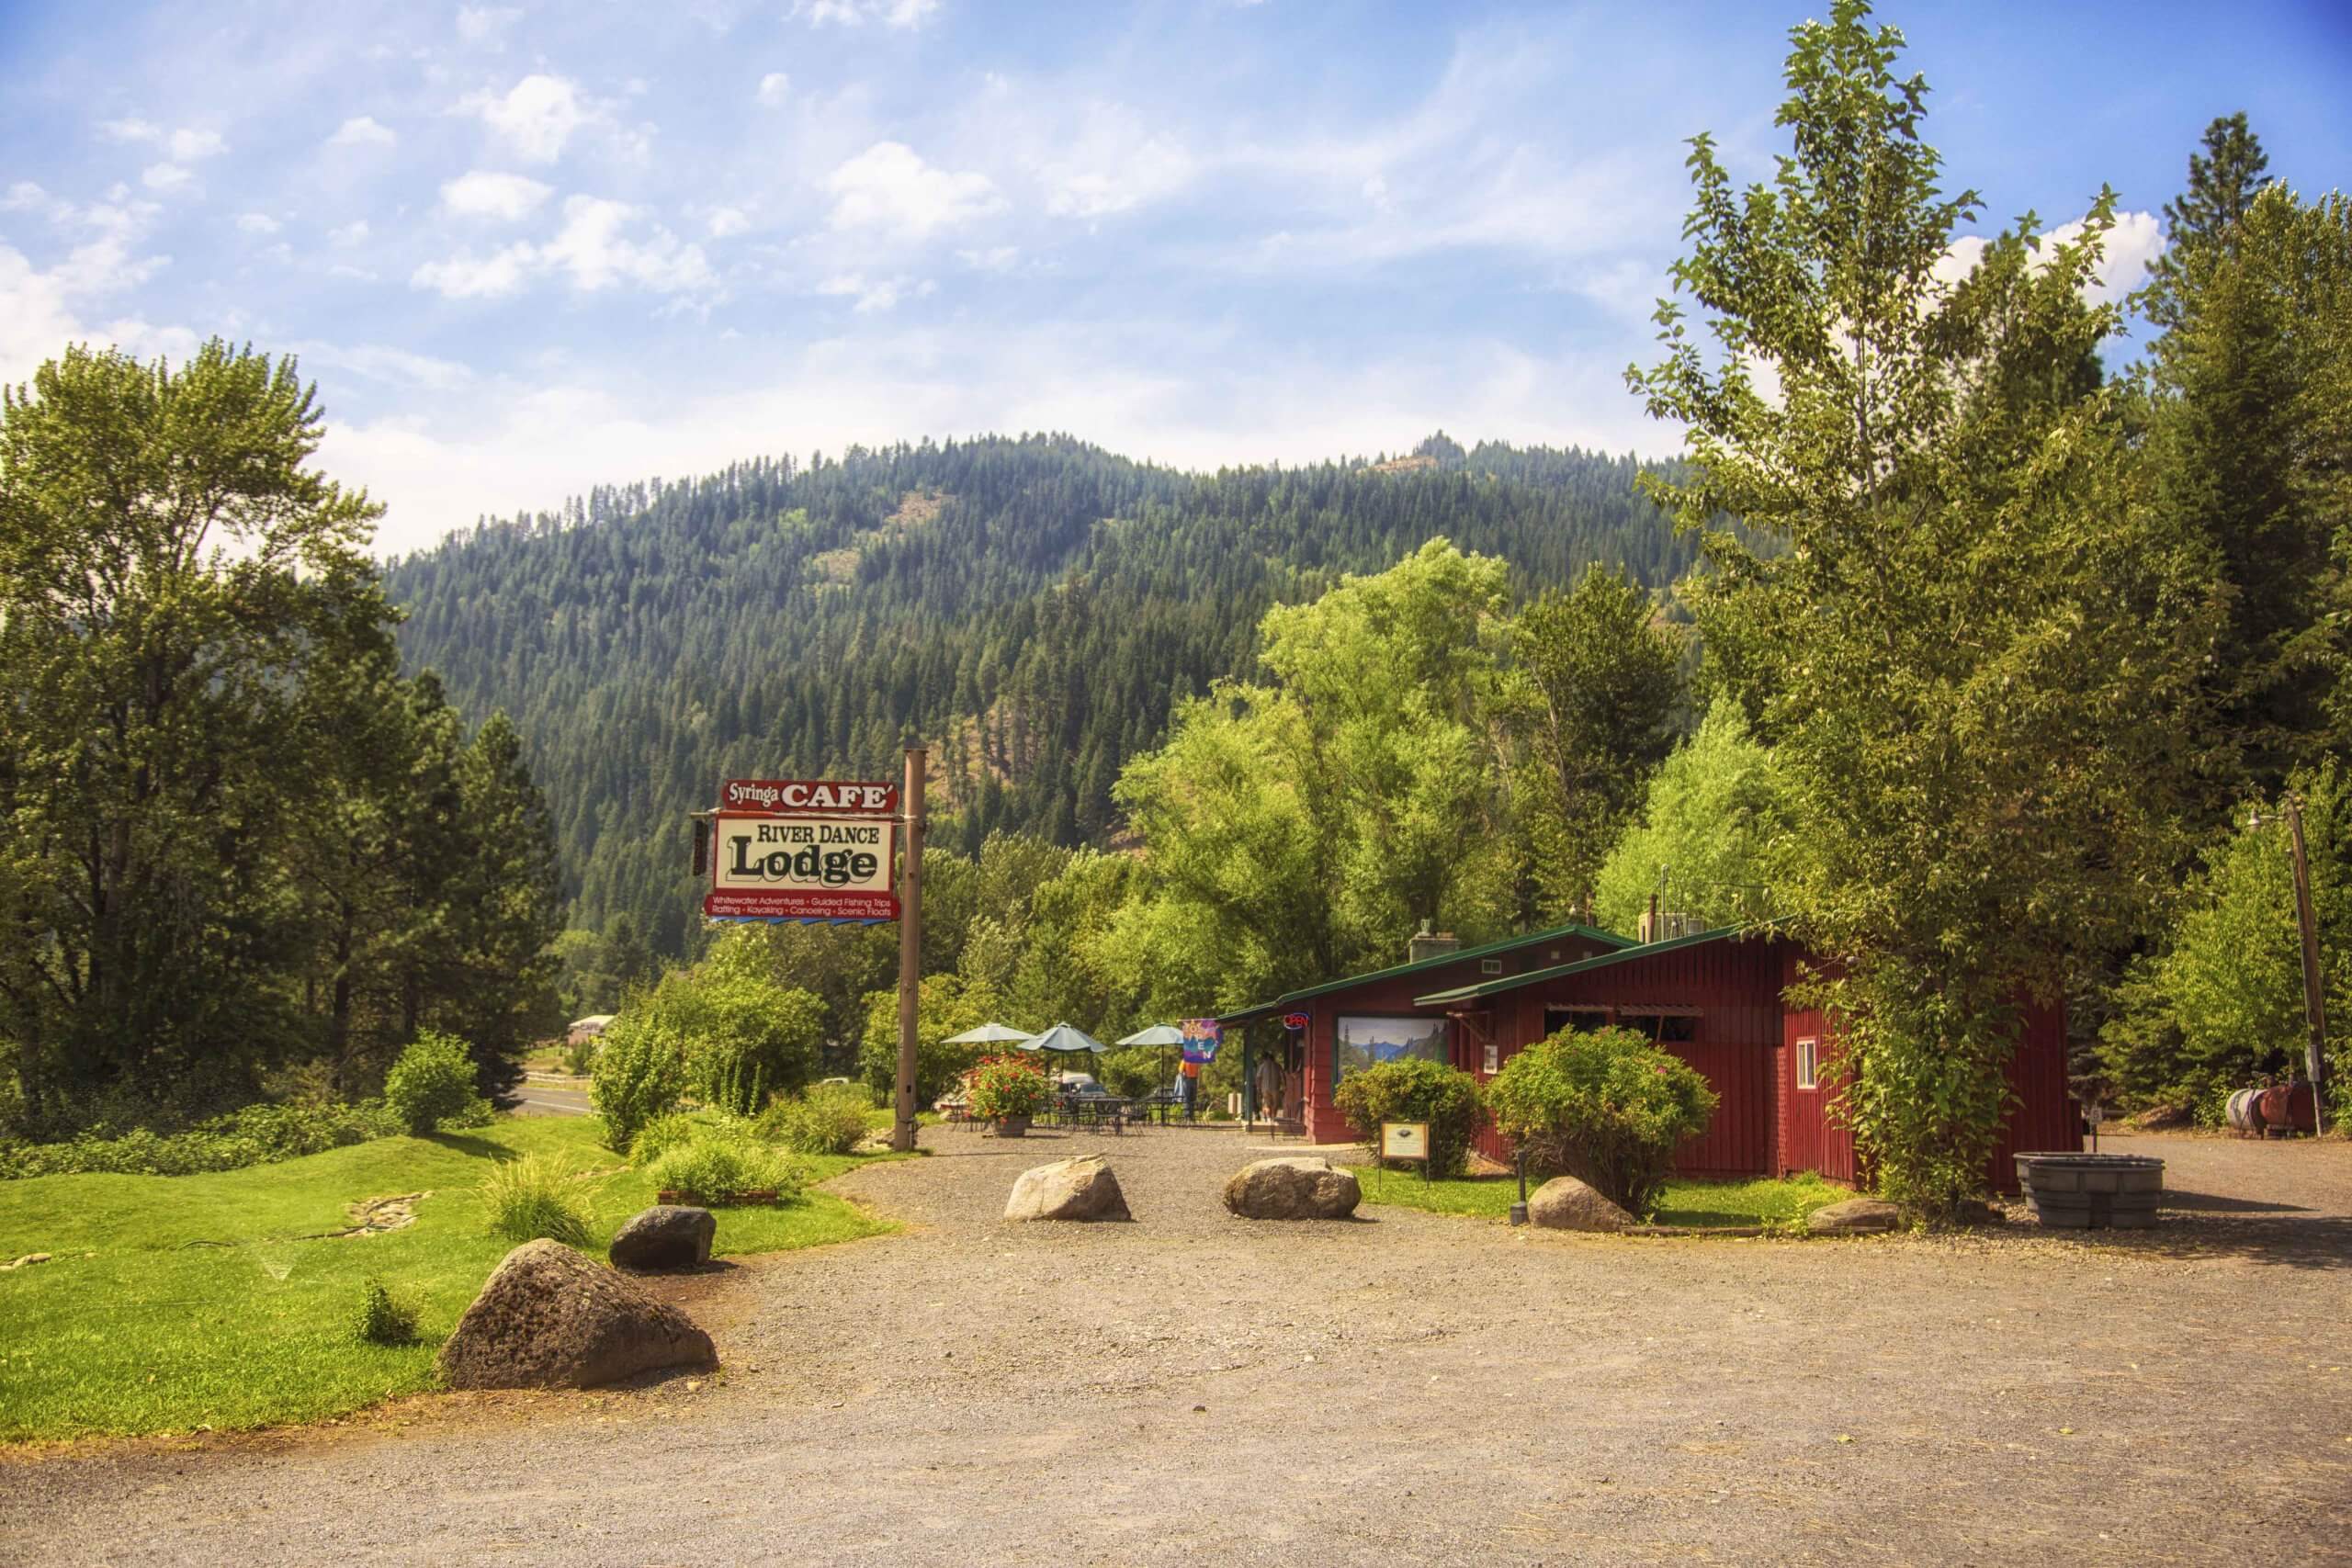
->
[2285,795,2330,1135]
[892,747,927,1154]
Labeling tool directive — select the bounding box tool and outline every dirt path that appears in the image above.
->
[4,1129,2348,1565]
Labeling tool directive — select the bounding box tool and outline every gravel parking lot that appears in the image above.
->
[4,1127,2346,1566]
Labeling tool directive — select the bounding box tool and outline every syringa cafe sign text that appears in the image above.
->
[705,778,900,923]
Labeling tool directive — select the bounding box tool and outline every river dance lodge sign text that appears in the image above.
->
[705,777,899,922]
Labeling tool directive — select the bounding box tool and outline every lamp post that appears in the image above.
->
[2250,795,2330,1136]
[1510,1148,1530,1226]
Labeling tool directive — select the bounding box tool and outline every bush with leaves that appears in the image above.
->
[631,929,827,1114]
[479,1153,595,1247]
[1332,1057,1483,1178]
[351,1278,419,1346]
[559,1036,599,1077]
[856,971,1007,1106]
[645,1128,805,1206]
[0,1098,406,1179]
[589,1015,687,1153]
[758,1083,873,1156]
[964,1053,1053,1122]
[1484,1026,1716,1214]
[384,1032,486,1134]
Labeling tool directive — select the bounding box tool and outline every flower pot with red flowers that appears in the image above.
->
[966,1053,1052,1136]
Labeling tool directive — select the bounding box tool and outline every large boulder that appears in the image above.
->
[1807,1198,1904,1235]
[437,1239,716,1390]
[1223,1156,1361,1220]
[608,1205,717,1271]
[1527,1175,1634,1233]
[1005,1155,1131,1221]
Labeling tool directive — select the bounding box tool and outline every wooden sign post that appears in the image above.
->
[892,746,926,1154]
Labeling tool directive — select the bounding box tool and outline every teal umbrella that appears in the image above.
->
[1117,1023,1185,1095]
[1023,1021,1108,1055]
[944,1021,1034,1046]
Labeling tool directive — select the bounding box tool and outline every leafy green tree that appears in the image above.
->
[1500,564,1682,919]
[856,971,1004,1105]
[2101,766,2352,1125]
[2143,111,2275,326]
[632,928,826,1112]
[1630,1,2219,1214]
[0,342,385,1112]
[1594,698,1792,935]
[1113,538,1521,1010]
[2141,181,2352,794]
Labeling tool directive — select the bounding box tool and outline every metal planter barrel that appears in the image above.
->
[2014,1153,2163,1230]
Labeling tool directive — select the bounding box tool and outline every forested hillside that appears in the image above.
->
[383,434,1693,955]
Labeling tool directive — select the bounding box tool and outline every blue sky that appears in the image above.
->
[3,0,2348,555]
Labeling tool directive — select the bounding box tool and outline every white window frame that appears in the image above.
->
[1795,1037,1818,1091]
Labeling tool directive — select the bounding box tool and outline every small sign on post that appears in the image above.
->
[1380,1120,1431,1184]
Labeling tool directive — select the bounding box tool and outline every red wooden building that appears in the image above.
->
[1221,925,2078,1193]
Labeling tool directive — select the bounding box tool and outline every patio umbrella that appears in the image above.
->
[1023,1021,1108,1055]
[1116,1023,1185,1094]
[943,1021,1035,1046]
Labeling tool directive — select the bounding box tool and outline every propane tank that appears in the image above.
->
[2226,1088,2265,1137]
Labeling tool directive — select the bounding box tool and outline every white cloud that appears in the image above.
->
[141,164,193,194]
[236,211,282,235]
[327,116,398,150]
[796,0,938,28]
[826,141,1003,238]
[816,273,933,312]
[410,197,714,300]
[956,245,1019,272]
[329,220,372,247]
[1935,209,2165,306]
[298,341,477,392]
[757,73,791,107]
[1044,133,1193,218]
[540,196,714,293]
[471,74,588,164]
[99,118,161,144]
[413,244,537,299]
[456,5,522,46]
[441,170,553,220]
[168,128,227,162]
[3,181,50,213]
[707,206,750,238]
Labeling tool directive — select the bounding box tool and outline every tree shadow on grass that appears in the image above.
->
[424,1133,510,1161]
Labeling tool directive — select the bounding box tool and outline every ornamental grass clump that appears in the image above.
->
[963,1053,1052,1123]
[644,1129,805,1206]
[757,1082,873,1156]
[350,1277,419,1347]
[479,1152,595,1247]
[1332,1057,1483,1177]
[1483,1025,1717,1215]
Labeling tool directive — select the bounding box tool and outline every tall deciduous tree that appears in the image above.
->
[1630,1,2220,1213]
[1593,698,1792,937]
[0,343,384,1111]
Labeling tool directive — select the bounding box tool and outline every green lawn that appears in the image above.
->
[0,1116,896,1443]
[1357,1167,1849,1229]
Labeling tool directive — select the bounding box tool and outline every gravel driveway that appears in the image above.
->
[4,1128,2347,1566]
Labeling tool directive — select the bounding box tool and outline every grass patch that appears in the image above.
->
[1357,1167,1849,1229]
[0,1115,896,1442]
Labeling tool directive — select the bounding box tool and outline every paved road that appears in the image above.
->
[3,1130,2346,1566]
[509,1075,591,1118]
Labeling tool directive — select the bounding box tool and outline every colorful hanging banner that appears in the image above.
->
[1180,1018,1224,1064]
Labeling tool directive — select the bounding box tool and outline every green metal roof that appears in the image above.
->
[1216,921,1635,1025]
[1411,924,1757,1006]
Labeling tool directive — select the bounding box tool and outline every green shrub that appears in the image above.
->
[757,1083,873,1156]
[644,1130,805,1206]
[965,1053,1053,1121]
[634,930,827,1114]
[350,1278,419,1346]
[384,1032,481,1134]
[0,1099,405,1179]
[1484,1025,1718,1214]
[626,1108,743,1167]
[479,1153,595,1247]
[1332,1057,1483,1178]
[589,1015,687,1153]
[559,1036,599,1077]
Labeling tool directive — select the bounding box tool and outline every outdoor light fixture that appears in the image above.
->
[1510,1148,1529,1226]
